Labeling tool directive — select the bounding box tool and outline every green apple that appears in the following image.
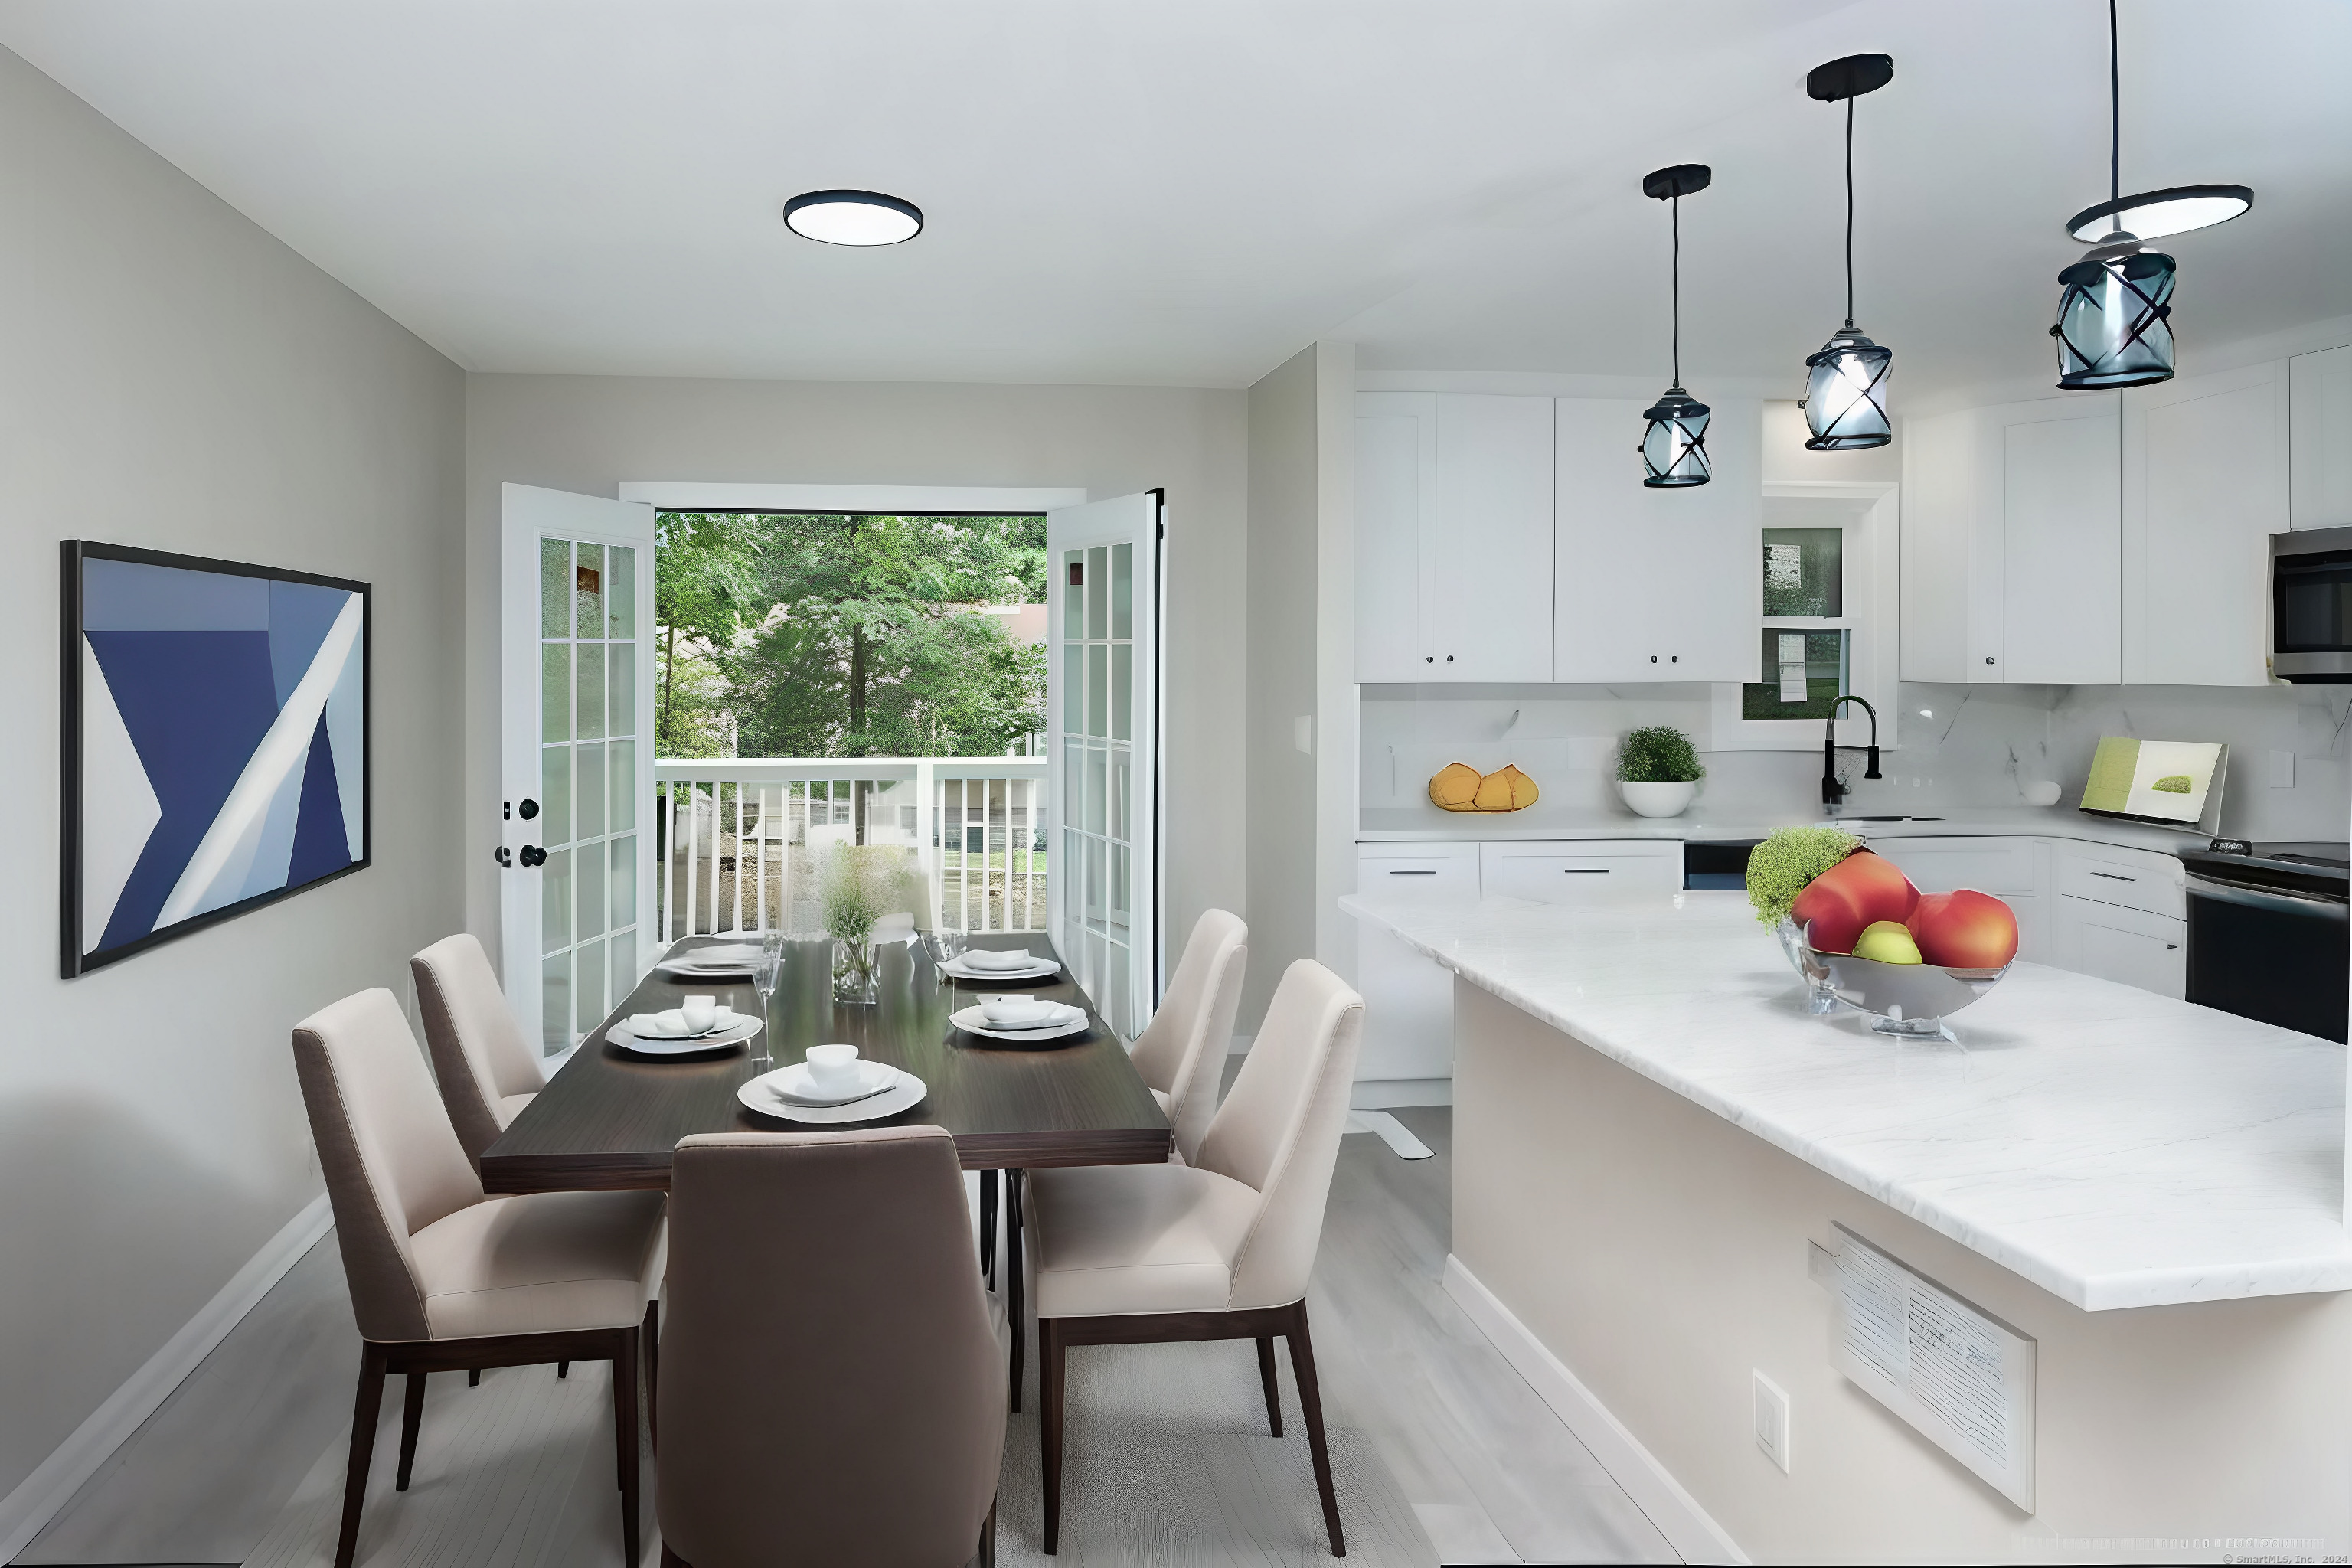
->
[1854,920,1924,965]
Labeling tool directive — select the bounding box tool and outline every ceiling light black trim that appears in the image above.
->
[2064,183,2253,243]
[1805,53,1893,103]
[782,189,924,245]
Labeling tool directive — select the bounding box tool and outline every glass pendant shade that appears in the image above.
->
[1641,389,1711,487]
[1802,330,1893,450]
[2053,249,2175,389]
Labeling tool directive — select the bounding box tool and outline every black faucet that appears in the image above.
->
[1822,694,1883,810]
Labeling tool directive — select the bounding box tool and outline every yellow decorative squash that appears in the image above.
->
[1429,762,1540,813]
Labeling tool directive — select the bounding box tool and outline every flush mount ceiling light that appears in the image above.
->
[782,189,923,246]
[1799,53,1895,452]
[2051,1,2250,390]
[1639,163,1713,489]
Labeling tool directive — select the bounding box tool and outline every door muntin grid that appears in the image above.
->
[540,537,639,1052]
[1060,542,1136,1037]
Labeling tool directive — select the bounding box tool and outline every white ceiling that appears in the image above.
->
[3,1,2345,395]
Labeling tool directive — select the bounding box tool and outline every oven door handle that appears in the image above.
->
[2187,876,2350,921]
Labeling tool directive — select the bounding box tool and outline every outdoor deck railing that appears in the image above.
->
[654,756,1050,940]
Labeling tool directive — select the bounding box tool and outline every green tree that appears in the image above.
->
[653,512,767,755]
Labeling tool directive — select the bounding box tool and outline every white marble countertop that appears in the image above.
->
[1342,890,2352,1310]
[1357,805,2210,856]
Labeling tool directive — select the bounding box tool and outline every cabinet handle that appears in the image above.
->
[1388,869,1437,876]
[1670,655,1679,664]
[1425,655,1434,663]
[2166,942,2180,949]
[1561,867,1610,874]
[1984,656,1996,665]
[1445,654,1455,662]
[1649,655,1659,663]
[2089,871,2138,882]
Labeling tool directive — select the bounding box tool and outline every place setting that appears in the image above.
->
[951,991,1093,1047]
[936,941,1062,985]
[740,1043,927,1125]
[605,994,762,1058]
[655,941,766,982]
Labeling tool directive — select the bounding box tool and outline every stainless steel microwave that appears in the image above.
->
[2271,526,2352,681]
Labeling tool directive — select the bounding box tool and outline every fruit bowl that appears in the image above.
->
[1776,917,2010,1040]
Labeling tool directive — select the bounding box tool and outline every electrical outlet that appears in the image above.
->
[1753,1370,1790,1472]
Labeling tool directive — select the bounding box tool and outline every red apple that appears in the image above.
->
[1789,848,1919,954]
[1907,890,2019,969]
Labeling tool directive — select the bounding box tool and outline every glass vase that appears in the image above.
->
[832,936,878,1005]
[1775,916,1842,1016]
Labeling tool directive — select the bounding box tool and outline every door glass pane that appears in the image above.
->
[575,542,606,639]
[541,645,571,742]
[1107,748,1129,840]
[577,645,606,740]
[541,953,570,1054]
[1086,644,1108,738]
[578,845,606,939]
[607,642,635,736]
[1063,550,1084,639]
[540,746,572,845]
[609,739,635,831]
[541,848,573,953]
[1063,745,1083,836]
[1112,543,1132,639]
[1086,836,1105,925]
[1086,746,1106,834]
[609,930,635,1011]
[608,545,636,640]
[1111,844,1129,923]
[1086,546,1108,638]
[1063,644,1083,733]
[576,939,605,1034]
[1109,943,1130,1037]
[541,538,570,637]
[1111,644,1132,740]
[611,835,638,930]
[577,741,606,839]
[1762,528,1844,618]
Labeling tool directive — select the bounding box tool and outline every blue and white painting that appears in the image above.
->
[69,548,368,972]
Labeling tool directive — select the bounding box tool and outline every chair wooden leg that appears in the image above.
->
[616,1329,642,1563]
[1283,1302,1346,1558]
[980,1494,999,1568]
[557,1360,570,1378]
[394,1370,427,1491]
[1040,1318,1066,1556]
[1256,1336,1284,1437]
[467,1367,479,1387]
[979,1168,999,1289]
[1008,1169,1027,1413]
[334,1345,388,1568]
[643,1299,661,1455]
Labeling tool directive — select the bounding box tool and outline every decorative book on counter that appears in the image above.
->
[2079,736,2227,831]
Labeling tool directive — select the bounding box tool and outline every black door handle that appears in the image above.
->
[518,799,541,821]
[520,844,547,867]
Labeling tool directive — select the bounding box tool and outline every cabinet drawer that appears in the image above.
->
[1357,843,1479,903]
[2056,848,2185,919]
[2060,895,2186,998]
[1479,841,1681,903]
[1872,838,2043,897]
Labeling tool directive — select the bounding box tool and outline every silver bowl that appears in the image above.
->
[1775,916,2011,1039]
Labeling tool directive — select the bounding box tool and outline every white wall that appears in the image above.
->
[0,44,465,1508]
[462,374,1249,983]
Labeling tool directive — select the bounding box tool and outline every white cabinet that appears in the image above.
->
[1900,397,2119,685]
[2292,345,2352,531]
[1553,397,1761,683]
[1354,842,1478,1087]
[2122,361,2288,686]
[1478,839,1681,903]
[1869,836,2052,963]
[2058,898,2186,998]
[1354,393,1553,683]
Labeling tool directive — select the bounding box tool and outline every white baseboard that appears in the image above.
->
[1442,1253,1749,1566]
[0,1192,333,1560]
[1349,1077,1452,1109]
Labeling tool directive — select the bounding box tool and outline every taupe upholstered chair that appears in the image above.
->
[410,933,544,1171]
[1027,959,1364,1557]
[290,988,666,1568]
[1127,909,1248,1166]
[656,1129,1007,1568]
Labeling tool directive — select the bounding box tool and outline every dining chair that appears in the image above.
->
[1126,908,1248,1166]
[655,1128,1007,1568]
[409,933,545,1174]
[1025,958,1364,1557]
[290,988,666,1568]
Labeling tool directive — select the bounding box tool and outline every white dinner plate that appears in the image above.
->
[950,1003,1092,1044]
[942,955,1061,983]
[656,958,755,981]
[626,1007,755,1040]
[606,1014,762,1057]
[764,1059,901,1106]
[739,1068,928,1125]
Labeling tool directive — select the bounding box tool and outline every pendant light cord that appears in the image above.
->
[1670,191,1682,387]
[2108,0,2121,204]
[1843,93,1856,329]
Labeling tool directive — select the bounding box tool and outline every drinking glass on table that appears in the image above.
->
[923,926,969,978]
[750,931,786,1070]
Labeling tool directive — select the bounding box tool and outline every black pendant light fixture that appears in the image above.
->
[1800,54,1895,451]
[2050,1,2251,390]
[782,189,924,246]
[1640,164,1713,488]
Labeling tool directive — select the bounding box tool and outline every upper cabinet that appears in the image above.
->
[2291,345,2352,531]
[2122,360,2287,687]
[1354,392,1553,683]
[1552,397,1761,683]
[1900,397,2121,685]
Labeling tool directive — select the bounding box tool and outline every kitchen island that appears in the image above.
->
[1343,890,2352,1563]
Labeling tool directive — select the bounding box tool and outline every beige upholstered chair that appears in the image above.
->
[1027,959,1364,1557]
[290,988,666,1568]
[1126,908,1248,1166]
[656,1129,1006,1568]
[410,933,544,1171]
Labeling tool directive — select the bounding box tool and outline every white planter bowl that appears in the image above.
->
[1618,779,1696,818]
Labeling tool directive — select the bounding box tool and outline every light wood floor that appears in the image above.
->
[15,1106,1677,1567]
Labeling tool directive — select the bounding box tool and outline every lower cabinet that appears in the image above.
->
[1478,838,1681,903]
[1354,842,1478,1093]
[2057,896,2187,998]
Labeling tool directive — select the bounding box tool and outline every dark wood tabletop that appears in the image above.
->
[479,933,1171,1193]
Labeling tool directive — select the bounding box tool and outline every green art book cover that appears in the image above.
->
[2079,737,2226,825]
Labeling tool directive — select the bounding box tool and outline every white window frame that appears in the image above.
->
[1710,479,1900,751]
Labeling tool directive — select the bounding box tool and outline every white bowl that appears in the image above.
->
[981,998,1057,1027]
[1618,779,1696,818]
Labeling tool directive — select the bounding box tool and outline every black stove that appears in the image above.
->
[2180,840,2348,1041]
[2179,839,2350,902]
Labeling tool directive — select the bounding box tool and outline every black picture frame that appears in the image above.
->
[61,541,373,978]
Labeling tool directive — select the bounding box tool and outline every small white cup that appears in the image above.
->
[804,1043,860,1089]
[681,995,718,1034]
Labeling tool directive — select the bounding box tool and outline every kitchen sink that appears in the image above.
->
[1833,815,1943,822]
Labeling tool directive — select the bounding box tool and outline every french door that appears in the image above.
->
[500,484,657,1054]
[1046,492,1161,1040]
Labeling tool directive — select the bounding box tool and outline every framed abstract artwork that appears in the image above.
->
[61,542,371,976]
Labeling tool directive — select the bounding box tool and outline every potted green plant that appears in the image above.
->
[1615,725,1704,818]
[820,844,920,1004]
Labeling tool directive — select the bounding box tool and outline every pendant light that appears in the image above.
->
[782,189,924,246]
[1800,54,1895,451]
[2050,1,2251,390]
[1639,164,1713,488]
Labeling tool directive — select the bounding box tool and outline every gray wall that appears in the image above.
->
[0,46,465,1504]
[462,374,1250,987]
